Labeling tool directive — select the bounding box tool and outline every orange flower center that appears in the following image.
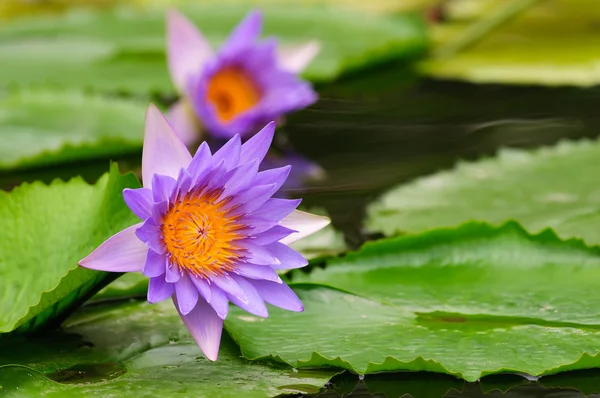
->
[161,190,245,278]
[206,66,261,123]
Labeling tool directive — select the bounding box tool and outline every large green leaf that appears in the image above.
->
[226,222,600,381]
[0,300,337,397]
[421,0,600,86]
[0,4,427,93]
[367,139,600,244]
[0,90,146,170]
[0,164,140,334]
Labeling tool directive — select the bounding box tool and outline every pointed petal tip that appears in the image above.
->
[204,350,219,361]
[279,211,331,245]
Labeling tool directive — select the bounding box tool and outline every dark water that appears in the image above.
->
[5,63,600,396]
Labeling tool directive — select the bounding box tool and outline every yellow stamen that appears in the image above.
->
[162,190,245,278]
[206,66,261,123]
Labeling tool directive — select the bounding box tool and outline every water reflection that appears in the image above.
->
[295,370,600,398]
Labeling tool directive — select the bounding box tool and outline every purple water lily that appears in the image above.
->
[166,9,319,145]
[79,105,330,360]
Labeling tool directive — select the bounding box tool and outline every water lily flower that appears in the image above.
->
[79,105,329,361]
[166,9,319,145]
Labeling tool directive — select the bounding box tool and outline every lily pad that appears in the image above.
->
[367,139,600,245]
[0,165,140,334]
[0,4,427,93]
[422,0,600,86]
[226,222,600,381]
[0,300,337,397]
[0,90,146,170]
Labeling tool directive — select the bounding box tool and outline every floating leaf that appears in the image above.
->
[0,90,146,170]
[0,300,337,397]
[0,165,140,334]
[0,4,427,93]
[226,223,600,381]
[422,0,600,86]
[367,139,600,244]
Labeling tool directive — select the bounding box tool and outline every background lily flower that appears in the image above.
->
[79,105,330,361]
[166,9,319,145]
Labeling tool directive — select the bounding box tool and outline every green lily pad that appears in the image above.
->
[0,300,337,397]
[422,0,600,86]
[0,4,427,93]
[367,139,600,244]
[0,90,146,170]
[226,222,600,381]
[0,164,140,334]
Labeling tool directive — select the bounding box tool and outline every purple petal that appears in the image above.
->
[166,9,214,94]
[166,262,182,283]
[123,188,153,220]
[208,283,229,319]
[253,165,291,190]
[166,101,202,147]
[142,104,192,189]
[211,274,248,304]
[174,168,193,201]
[143,249,166,277]
[229,275,268,317]
[195,158,227,191]
[251,279,303,312]
[279,210,330,245]
[276,40,320,73]
[239,121,275,164]
[221,10,262,56]
[175,297,223,361]
[265,242,308,270]
[251,198,301,221]
[79,224,146,272]
[220,159,259,200]
[152,174,177,203]
[236,240,279,266]
[190,275,212,302]
[148,276,175,303]
[176,274,199,315]
[187,142,212,183]
[229,183,279,215]
[236,264,282,283]
[212,134,241,171]
[241,217,279,235]
[135,218,165,254]
[252,225,296,245]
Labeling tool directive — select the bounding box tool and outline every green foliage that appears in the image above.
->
[367,139,600,244]
[0,4,427,93]
[0,90,146,170]
[0,300,337,397]
[422,0,600,86]
[0,165,140,333]
[226,223,600,381]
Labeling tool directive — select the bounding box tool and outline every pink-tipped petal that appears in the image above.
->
[142,104,192,189]
[167,100,203,148]
[175,297,224,361]
[276,41,321,74]
[79,223,146,272]
[279,210,331,245]
[166,9,214,94]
